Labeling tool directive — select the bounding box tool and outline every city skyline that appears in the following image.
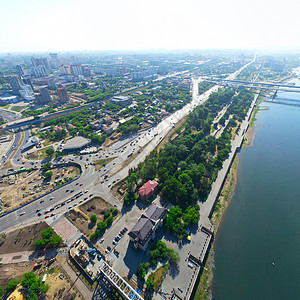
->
[1,0,300,53]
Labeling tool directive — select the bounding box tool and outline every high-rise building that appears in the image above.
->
[70,64,83,76]
[31,57,51,71]
[7,75,23,91]
[59,65,71,75]
[49,53,58,61]
[82,66,92,77]
[32,65,48,77]
[49,53,59,69]
[22,77,34,90]
[19,85,35,101]
[35,87,52,104]
[57,84,69,103]
[16,64,24,76]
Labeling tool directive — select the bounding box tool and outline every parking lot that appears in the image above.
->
[97,202,149,278]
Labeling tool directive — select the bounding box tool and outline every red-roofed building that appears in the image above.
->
[138,180,159,200]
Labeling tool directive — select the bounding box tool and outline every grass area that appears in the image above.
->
[147,263,169,292]
[94,157,116,171]
[192,257,212,300]
[0,104,10,109]
[158,116,187,150]
[11,105,28,112]
[28,146,52,160]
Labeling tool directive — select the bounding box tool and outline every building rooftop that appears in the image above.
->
[63,136,91,151]
[22,136,39,150]
[129,203,167,246]
[138,180,159,199]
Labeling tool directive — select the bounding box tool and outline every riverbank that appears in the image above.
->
[192,95,261,299]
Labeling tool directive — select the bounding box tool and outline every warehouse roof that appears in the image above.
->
[63,136,91,151]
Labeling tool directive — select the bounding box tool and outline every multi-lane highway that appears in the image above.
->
[0,57,255,234]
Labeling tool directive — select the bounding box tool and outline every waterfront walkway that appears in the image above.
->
[155,86,259,299]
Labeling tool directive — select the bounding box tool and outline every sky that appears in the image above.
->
[1,0,300,53]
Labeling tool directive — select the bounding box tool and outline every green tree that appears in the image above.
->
[0,286,4,297]
[42,162,52,171]
[90,214,97,224]
[45,147,54,157]
[41,227,54,239]
[44,170,53,179]
[146,277,154,289]
[21,271,36,288]
[168,249,180,265]
[112,209,118,216]
[97,221,107,231]
[106,216,113,225]
[48,235,62,247]
[5,279,19,292]
[137,263,146,279]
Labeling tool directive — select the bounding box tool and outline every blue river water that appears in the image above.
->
[212,76,300,299]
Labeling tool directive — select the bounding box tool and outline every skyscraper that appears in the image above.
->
[35,87,52,104]
[7,75,23,91]
[70,64,83,76]
[16,64,24,76]
[31,57,51,71]
[57,84,69,103]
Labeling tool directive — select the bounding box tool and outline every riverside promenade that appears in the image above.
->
[155,88,259,300]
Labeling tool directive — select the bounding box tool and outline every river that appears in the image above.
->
[212,75,300,299]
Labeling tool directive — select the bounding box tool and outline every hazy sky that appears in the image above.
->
[1,0,300,53]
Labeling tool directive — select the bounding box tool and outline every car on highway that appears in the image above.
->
[45,215,50,218]
[36,209,40,213]
[40,200,44,203]
[50,197,54,200]
[20,212,25,216]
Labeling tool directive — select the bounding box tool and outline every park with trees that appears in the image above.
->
[124,88,254,238]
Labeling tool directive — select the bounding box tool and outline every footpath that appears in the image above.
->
[155,91,259,300]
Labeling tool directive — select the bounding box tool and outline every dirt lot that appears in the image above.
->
[0,260,80,300]
[0,166,80,213]
[0,222,49,255]
[66,197,116,237]
[44,265,81,300]
[0,260,36,287]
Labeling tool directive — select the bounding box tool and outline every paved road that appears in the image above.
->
[0,58,255,235]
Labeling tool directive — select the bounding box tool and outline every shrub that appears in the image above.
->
[90,215,97,224]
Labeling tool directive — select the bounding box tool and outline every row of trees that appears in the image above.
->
[89,208,118,241]
[128,89,236,211]
[33,227,62,248]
